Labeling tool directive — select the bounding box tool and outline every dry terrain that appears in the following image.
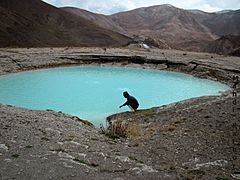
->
[1,0,239,55]
[64,5,240,53]
[0,48,240,179]
[0,0,130,47]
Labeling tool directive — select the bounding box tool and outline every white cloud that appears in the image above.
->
[85,0,136,14]
[200,4,222,12]
[43,0,136,14]
[42,0,240,14]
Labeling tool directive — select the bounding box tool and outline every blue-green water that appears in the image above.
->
[0,66,230,126]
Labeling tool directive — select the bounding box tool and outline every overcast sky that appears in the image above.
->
[43,0,240,15]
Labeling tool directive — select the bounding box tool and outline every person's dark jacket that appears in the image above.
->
[119,91,139,111]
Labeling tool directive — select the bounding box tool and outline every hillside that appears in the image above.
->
[191,10,240,36]
[111,5,218,51]
[64,5,240,53]
[1,1,239,54]
[0,0,131,47]
[205,35,240,56]
[62,7,127,36]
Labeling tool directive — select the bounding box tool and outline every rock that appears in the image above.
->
[0,144,9,152]
[156,64,168,70]
[72,116,94,127]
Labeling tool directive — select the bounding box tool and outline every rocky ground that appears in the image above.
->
[0,47,240,179]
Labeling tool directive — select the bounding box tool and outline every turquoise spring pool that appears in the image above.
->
[0,66,230,126]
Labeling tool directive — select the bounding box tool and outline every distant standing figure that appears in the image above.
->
[103,47,107,53]
[119,91,139,111]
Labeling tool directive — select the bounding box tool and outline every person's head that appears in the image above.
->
[123,91,130,98]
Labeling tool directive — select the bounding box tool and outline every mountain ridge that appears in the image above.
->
[63,4,240,53]
[0,0,131,47]
[1,1,239,56]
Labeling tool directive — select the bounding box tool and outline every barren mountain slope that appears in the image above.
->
[0,0,131,47]
[205,35,240,56]
[110,5,218,51]
[64,5,219,51]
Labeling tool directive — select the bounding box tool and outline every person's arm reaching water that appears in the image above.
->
[119,91,139,111]
[119,101,128,108]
